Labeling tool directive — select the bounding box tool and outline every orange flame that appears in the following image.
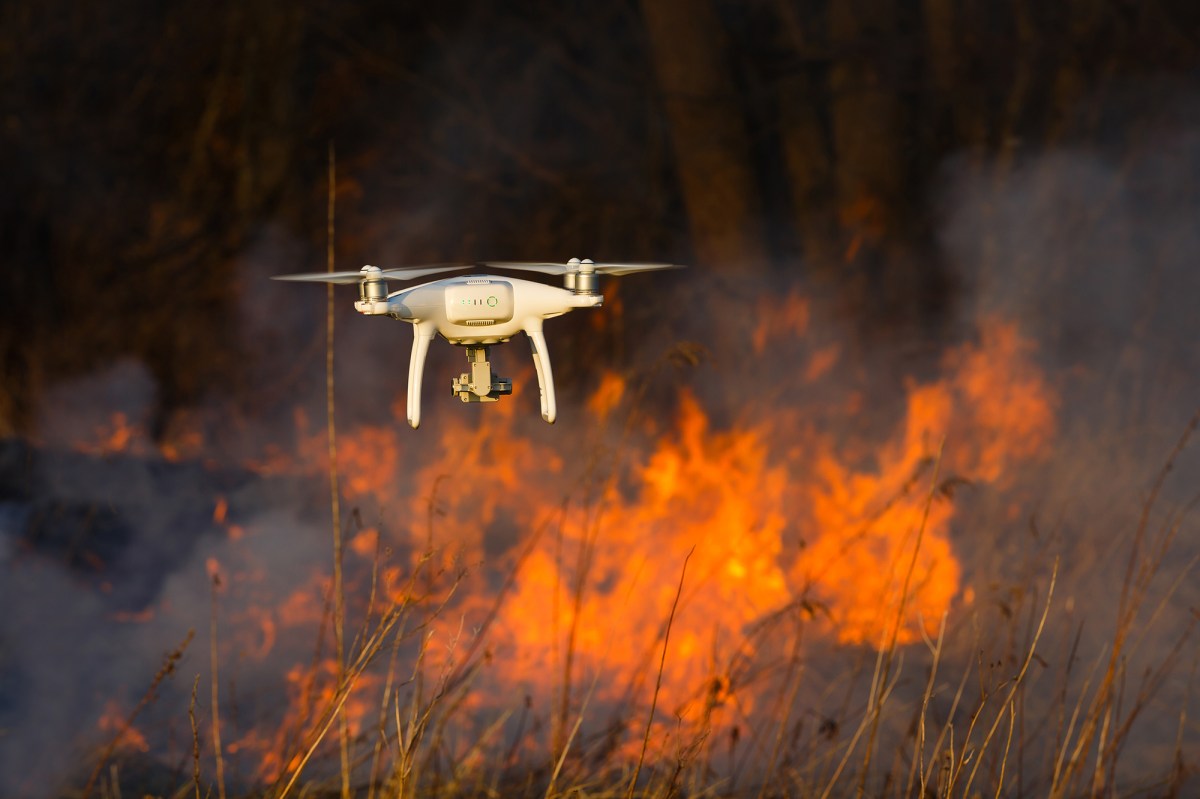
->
[420,315,1056,725]
[73,412,148,456]
[96,700,150,754]
[149,304,1056,779]
[588,372,627,419]
[753,291,810,354]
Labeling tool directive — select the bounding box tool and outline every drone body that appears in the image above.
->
[274,259,677,428]
[360,271,600,427]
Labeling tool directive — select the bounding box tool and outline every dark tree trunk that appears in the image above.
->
[640,0,769,273]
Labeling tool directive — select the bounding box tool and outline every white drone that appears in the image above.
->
[273,259,679,427]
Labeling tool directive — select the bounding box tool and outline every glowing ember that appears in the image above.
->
[73,412,148,456]
[96,700,150,754]
[753,291,810,354]
[587,372,627,419]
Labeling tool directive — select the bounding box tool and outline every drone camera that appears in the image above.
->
[452,345,512,403]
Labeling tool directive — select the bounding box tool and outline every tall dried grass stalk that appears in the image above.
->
[210,577,227,799]
[83,630,194,799]
[627,546,694,799]
[325,140,352,799]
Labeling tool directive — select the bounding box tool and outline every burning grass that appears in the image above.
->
[61,313,1198,799]
[81,462,1195,798]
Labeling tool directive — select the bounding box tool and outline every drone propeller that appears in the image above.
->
[272,263,472,284]
[481,259,680,276]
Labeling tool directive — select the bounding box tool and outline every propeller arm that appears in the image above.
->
[524,322,556,424]
[406,322,436,429]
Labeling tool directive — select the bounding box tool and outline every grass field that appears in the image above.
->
[75,406,1198,799]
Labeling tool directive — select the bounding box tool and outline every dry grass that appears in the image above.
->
[81,405,1199,799]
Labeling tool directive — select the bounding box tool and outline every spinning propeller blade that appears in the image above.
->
[590,262,680,275]
[272,264,471,283]
[481,261,572,275]
[481,261,680,276]
[271,270,371,284]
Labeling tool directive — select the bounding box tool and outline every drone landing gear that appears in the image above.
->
[452,346,512,403]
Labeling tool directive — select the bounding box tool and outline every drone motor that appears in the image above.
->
[358,265,388,302]
[563,258,599,294]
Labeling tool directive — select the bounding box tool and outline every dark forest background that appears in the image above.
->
[2,0,1199,435]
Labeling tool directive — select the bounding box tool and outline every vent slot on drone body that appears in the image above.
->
[463,319,495,326]
[466,279,491,285]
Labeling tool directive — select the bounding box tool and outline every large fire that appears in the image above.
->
[68,308,1056,788]
[461,316,1054,734]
